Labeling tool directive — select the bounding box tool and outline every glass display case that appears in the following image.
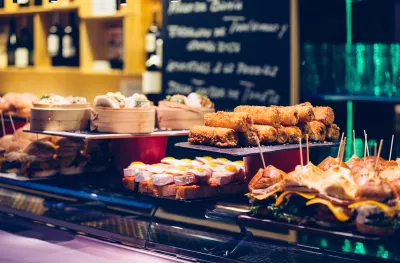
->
[0,156,398,263]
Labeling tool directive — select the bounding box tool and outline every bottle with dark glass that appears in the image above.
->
[18,0,30,7]
[48,13,63,66]
[145,11,159,60]
[7,18,17,66]
[62,12,79,67]
[15,21,32,68]
[34,0,42,6]
[142,55,162,101]
[0,0,4,8]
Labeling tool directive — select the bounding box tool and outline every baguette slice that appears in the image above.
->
[122,177,136,192]
[153,184,177,197]
[176,183,248,200]
[139,180,155,194]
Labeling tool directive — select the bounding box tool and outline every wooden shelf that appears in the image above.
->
[80,11,128,20]
[0,4,78,16]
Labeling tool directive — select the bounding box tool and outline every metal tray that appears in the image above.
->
[175,142,340,157]
[23,129,189,140]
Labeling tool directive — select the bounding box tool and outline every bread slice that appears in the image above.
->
[139,180,155,194]
[122,177,136,191]
[176,183,248,200]
[153,184,177,197]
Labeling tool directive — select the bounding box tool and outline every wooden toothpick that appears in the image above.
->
[364,130,370,156]
[375,139,383,171]
[255,134,266,169]
[306,134,310,165]
[0,112,5,136]
[299,137,304,167]
[389,135,394,161]
[353,130,356,156]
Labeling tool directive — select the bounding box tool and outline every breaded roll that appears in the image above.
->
[204,111,252,132]
[253,125,278,144]
[276,126,289,144]
[294,102,315,123]
[299,121,326,142]
[283,126,302,144]
[326,123,340,141]
[234,106,280,127]
[188,125,238,147]
[238,129,258,146]
[271,106,299,126]
[314,106,335,125]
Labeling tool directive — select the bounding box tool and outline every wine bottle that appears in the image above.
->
[145,12,159,60]
[142,55,162,100]
[62,12,79,67]
[18,0,29,7]
[34,0,42,6]
[15,25,32,68]
[7,18,17,66]
[48,13,63,66]
[0,0,4,8]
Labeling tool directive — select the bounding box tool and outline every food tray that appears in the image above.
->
[23,129,189,140]
[238,215,384,241]
[175,142,340,157]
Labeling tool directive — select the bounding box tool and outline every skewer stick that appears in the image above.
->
[353,130,356,156]
[306,134,310,165]
[339,137,347,166]
[364,131,368,162]
[9,114,20,147]
[299,137,304,167]
[364,130,370,156]
[375,139,383,171]
[337,133,344,159]
[389,135,394,161]
[0,112,5,136]
[255,135,266,169]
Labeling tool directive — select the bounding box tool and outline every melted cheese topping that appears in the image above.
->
[349,200,395,217]
[306,198,350,222]
[275,191,316,206]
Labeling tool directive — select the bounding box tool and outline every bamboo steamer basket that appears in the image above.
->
[156,101,215,130]
[91,107,155,134]
[30,103,91,131]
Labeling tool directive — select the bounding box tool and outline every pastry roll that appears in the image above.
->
[204,111,253,132]
[253,125,278,144]
[294,102,315,123]
[276,126,289,144]
[326,123,340,141]
[188,125,238,147]
[234,106,280,127]
[314,106,335,125]
[283,126,302,144]
[271,106,299,126]
[238,129,258,146]
[299,121,326,142]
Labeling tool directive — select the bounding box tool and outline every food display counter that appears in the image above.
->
[0,93,398,263]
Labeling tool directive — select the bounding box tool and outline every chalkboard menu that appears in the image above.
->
[162,0,291,110]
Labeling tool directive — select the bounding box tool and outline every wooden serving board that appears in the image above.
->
[175,141,340,157]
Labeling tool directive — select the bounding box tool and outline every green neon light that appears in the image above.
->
[354,242,366,255]
[342,239,352,253]
[346,101,353,160]
[320,238,328,248]
[377,245,389,259]
[345,0,352,44]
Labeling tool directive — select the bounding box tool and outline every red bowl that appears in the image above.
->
[111,137,168,176]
